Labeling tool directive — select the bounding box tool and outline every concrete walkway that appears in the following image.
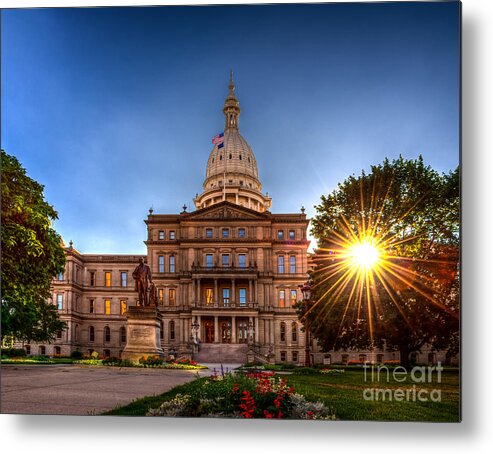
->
[1,364,216,416]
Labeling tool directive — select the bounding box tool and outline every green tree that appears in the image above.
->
[1,150,66,343]
[299,156,459,368]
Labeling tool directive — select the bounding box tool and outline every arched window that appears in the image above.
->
[89,326,95,342]
[120,327,126,344]
[280,322,286,342]
[104,326,111,343]
[169,321,175,341]
[291,322,297,342]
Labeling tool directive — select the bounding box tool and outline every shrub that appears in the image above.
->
[102,357,121,366]
[294,367,319,375]
[1,348,27,357]
[70,350,83,359]
[146,371,336,419]
[139,355,165,367]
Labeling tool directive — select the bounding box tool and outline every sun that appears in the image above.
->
[348,239,381,269]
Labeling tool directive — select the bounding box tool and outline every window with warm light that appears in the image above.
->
[291,289,297,306]
[169,288,176,306]
[105,272,111,287]
[120,300,127,315]
[105,299,111,315]
[206,288,213,305]
[159,289,164,304]
[279,290,285,308]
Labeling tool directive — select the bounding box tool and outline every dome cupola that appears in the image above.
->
[194,73,271,213]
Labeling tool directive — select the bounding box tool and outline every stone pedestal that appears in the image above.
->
[122,306,164,362]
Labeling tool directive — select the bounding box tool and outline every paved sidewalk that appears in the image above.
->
[1,364,212,416]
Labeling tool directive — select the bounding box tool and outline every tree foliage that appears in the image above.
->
[299,156,459,367]
[1,150,66,342]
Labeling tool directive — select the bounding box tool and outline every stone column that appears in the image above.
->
[197,279,201,306]
[214,315,219,343]
[270,319,274,344]
[197,315,202,342]
[254,280,258,303]
[249,279,253,303]
[231,316,236,343]
[214,279,218,306]
[232,279,236,305]
[192,278,196,304]
[255,317,259,342]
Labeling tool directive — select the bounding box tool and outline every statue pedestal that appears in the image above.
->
[122,306,164,362]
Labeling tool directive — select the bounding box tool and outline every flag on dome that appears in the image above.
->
[212,132,224,148]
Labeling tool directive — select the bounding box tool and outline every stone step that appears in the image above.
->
[194,343,249,364]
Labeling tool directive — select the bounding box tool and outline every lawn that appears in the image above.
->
[284,368,460,422]
[104,367,460,421]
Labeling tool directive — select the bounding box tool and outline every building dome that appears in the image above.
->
[194,73,271,212]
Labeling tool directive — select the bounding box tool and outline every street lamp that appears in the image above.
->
[300,278,313,367]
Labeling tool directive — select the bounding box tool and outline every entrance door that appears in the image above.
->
[204,321,214,343]
[221,320,232,343]
[237,320,248,343]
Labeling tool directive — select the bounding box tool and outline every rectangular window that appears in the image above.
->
[222,228,229,238]
[239,288,247,306]
[121,272,127,287]
[222,254,230,267]
[105,272,111,287]
[169,230,175,240]
[292,351,298,363]
[158,255,165,273]
[120,300,127,315]
[90,272,95,287]
[291,289,297,306]
[56,330,62,339]
[289,255,296,273]
[105,299,111,315]
[222,288,230,307]
[206,254,213,268]
[57,294,63,310]
[289,230,295,240]
[238,254,246,268]
[280,351,287,362]
[278,230,284,240]
[206,288,213,305]
[238,228,246,238]
[278,256,285,273]
[89,299,95,314]
[169,288,176,306]
[205,228,213,238]
[279,290,285,308]
[169,256,175,273]
[58,271,64,281]
[159,289,164,304]
[158,230,165,240]
[170,321,175,340]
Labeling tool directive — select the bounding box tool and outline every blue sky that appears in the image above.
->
[1,2,460,254]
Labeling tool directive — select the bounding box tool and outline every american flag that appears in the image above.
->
[212,132,224,145]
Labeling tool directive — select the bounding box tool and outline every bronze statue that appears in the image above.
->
[133,257,152,306]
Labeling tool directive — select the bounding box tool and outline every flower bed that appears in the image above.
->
[74,355,206,370]
[147,371,336,419]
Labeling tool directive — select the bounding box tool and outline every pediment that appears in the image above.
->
[186,202,269,221]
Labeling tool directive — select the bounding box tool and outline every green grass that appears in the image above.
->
[284,369,460,422]
[1,356,76,365]
[103,368,460,421]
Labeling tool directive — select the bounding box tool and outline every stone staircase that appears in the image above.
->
[194,343,249,364]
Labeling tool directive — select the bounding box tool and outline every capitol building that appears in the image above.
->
[18,76,453,367]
